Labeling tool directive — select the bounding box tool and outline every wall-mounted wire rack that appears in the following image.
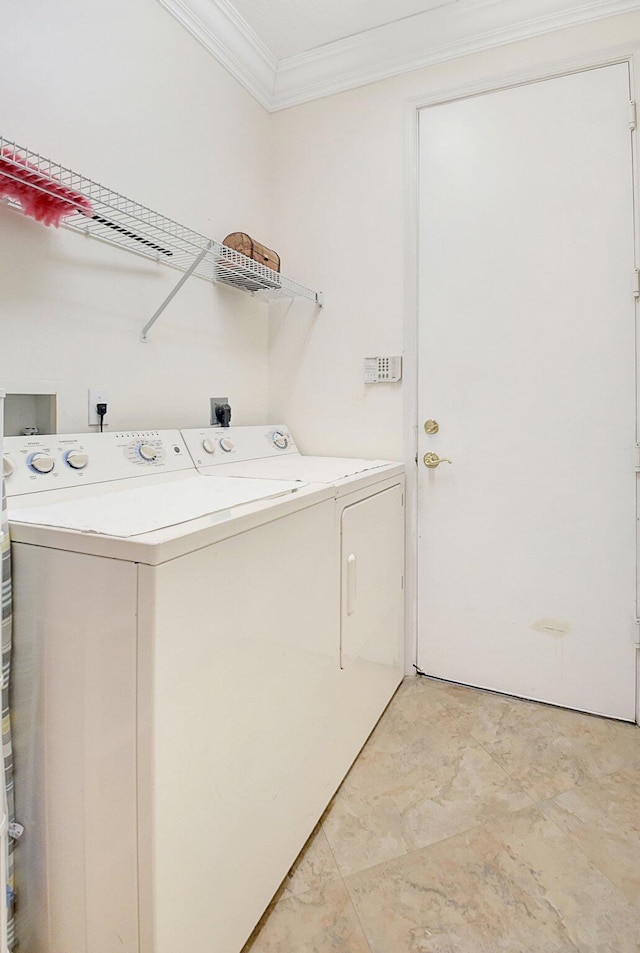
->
[0,136,324,341]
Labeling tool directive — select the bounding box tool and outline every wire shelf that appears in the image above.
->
[0,136,323,333]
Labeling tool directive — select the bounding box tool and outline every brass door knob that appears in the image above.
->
[423,452,452,469]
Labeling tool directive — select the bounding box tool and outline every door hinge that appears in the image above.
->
[634,269,640,298]
[630,100,637,131]
[634,618,640,646]
[634,445,640,470]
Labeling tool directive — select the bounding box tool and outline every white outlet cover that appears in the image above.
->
[88,388,110,426]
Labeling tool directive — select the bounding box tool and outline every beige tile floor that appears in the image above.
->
[242,676,640,953]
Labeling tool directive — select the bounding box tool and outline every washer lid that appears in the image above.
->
[9,475,305,538]
[203,456,393,483]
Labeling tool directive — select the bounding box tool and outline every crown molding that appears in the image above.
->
[155,0,277,108]
[271,0,640,108]
[157,0,640,111]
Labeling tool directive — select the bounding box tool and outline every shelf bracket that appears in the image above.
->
[140,241,213,342]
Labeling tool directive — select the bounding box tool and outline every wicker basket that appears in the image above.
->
[215,232,281,293]
[222,233,280,272]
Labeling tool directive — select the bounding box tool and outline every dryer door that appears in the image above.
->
[340,484,404,669]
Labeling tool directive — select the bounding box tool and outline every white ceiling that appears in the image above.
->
[229,0,461,60]
[156,0,640,110]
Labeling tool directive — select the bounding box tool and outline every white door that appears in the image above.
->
[417,64,637,720]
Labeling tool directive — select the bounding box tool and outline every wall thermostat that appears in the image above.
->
[364,356,402,383]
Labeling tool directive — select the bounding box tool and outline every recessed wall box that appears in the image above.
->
[4,392,57,436]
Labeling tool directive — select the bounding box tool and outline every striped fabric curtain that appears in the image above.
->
[1,483,15,949]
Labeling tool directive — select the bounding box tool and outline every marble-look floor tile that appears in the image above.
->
[244,681,640,953]
[323,701,532,875]
[377,675,452,726]
[273,824,342,902]
[241,881,371,953]
[350,705,469,775]
[413,675,490,714]
[346,806,640,953]
[540,769,640,903]
[416,677,640,801]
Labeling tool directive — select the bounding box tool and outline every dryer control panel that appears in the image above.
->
[181,425,299,469]
[3,430,193,496]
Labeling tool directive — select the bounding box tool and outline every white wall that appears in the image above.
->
[267,12,640,459]
[3,5,640,444]
[0,0,272,433]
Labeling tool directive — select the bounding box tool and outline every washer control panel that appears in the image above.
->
[124,437,166,466]
[27,452,56,474]
[181,425,298,468]
[3,430,193,496]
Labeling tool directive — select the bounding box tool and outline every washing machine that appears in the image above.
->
[3,429,346,953]
[182,425,405,697]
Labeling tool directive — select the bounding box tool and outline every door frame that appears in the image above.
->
[402,43,640,723]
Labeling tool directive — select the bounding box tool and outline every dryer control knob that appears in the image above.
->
[66,450,89,470]
[272,432,289,450]
[202,438,216,455]
[3,456,14,478]
[219,438,235,453]
[29,453,55,474]
[139,444,158,462]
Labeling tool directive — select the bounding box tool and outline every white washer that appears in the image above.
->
[181,425,405,672]
[3,430,346,953]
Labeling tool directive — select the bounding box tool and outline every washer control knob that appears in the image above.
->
[65,450,89,470]
[29,453,55,474]
[272,431,289,450]
[202,438,216,455]
[139,444,158,462]
[219,438,235,453]
[3,456,14,478]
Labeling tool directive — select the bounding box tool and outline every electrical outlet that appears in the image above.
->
[209,397,228,426]
[88,388,110,426]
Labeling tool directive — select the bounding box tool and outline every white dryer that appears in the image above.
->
[181,426,405,681]
[3,430,343,953]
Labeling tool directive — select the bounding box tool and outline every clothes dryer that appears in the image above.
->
[182,425,406,718]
